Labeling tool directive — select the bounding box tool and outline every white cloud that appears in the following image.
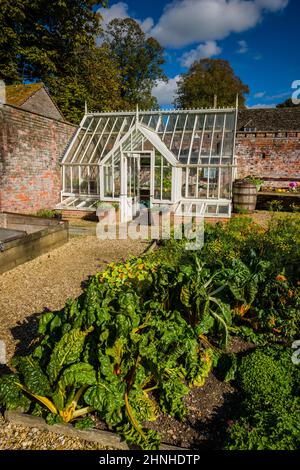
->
[266,91,290,100]
[253,53,263,60]
[180,41,222,67]
[255,0,289,12]
[150,0,289,48]
[247,103,276,108]
[152,75,181,106]
[237,40,248,54]
[254,91,266,98]
[97,2,153,33]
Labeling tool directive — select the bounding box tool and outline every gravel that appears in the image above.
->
[0,421,111,450]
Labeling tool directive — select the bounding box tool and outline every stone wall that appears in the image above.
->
[0,104,76,213]
[236,131,300,188]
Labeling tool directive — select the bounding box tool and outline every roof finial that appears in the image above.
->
[214,94,217,108]
[85,101,88,114]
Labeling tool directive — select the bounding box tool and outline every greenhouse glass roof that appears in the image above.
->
[62,108,237,166]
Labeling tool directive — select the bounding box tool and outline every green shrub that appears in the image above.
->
[266,199,283,212]
[225,346,300,450]
[227,406,300,450]
[236,347,294,406]
[36,209,56,218]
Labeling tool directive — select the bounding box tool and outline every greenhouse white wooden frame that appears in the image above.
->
[58,106,238,222]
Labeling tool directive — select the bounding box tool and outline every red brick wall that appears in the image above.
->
[236,132,300,188]
[0,104,76,213]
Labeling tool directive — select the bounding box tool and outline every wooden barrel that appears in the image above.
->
[233,180,257,213]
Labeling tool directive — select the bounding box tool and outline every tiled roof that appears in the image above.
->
[5,83,44,107]
[238,108,300,132]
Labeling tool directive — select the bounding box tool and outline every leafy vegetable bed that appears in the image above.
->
[1,214,300,450]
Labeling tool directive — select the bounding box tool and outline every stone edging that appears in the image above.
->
[5,411,183,451]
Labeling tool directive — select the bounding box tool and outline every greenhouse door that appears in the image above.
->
[120,152,152,223]
[121,153,140,223]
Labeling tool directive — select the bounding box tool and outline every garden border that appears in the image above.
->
[4,411,183,450]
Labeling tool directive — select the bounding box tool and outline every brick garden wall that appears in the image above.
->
[236,131,300,188]
[0,104,76,213]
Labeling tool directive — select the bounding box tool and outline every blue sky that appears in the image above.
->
[98,0,299,108]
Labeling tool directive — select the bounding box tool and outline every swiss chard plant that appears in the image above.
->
[0,256,227,450]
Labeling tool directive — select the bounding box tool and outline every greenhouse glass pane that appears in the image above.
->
[225,113,235,131]
[208,168,219,198]
[171,134,182,157]
[181,167,186,197]
[195,114,206,131]
[114,164,121,197]
[165,115,178,133]
[89,166,99,195]
[198,168,208,198]
[80,166,89,194]
[187,168,197,198]
[154,165,161,200]
[104,166,113,197]
[219,168,232,199]
[64,166,71,192]
[72,166,80,192]
[205,114,215,131]
[201,134,211,156]
[223,132,234,155]
[162,165,172,200]
[215,114,225,131]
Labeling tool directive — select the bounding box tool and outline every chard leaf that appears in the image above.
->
[0,374,31,411]
[47,327,93,384]
[58,363,97,390]
[13,356,51,396]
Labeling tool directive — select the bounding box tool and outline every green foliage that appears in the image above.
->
[266,199,284,212]
[236,348,294,406]
[276,98,300,108]
[104,18,166,110]
[225,346,300,450]
[175,59,249,109]
[35,209,56,218]
[0,1,103,83]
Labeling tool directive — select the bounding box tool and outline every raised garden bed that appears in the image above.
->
[0,212,69,274]
[256,191,300,211]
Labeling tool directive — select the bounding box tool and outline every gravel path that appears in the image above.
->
[0,419,111,450]
[0,232,148,451]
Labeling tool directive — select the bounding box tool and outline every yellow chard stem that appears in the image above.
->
[16,383,58,415]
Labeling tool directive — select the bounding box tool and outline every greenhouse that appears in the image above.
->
[59,107,238,222]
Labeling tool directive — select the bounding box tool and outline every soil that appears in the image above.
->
[93,336,255,450]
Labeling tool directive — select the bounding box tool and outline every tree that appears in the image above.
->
[0,0,127,123]
[175,59,249,109]
[276,98,300,108]
[0,0,103,83]
[104,18,166,110]
[47,45,124,123]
